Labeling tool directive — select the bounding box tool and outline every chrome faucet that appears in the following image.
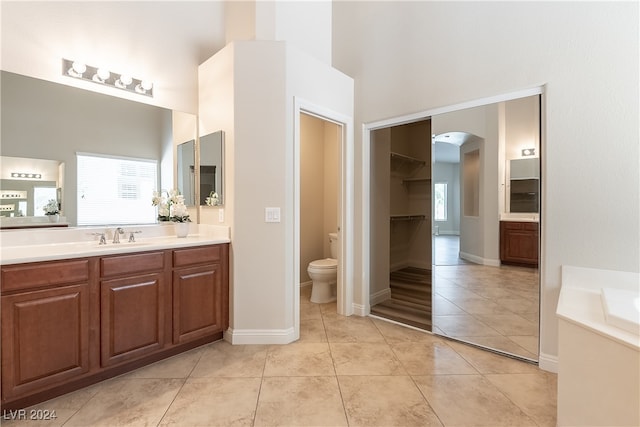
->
[113,227,124,244]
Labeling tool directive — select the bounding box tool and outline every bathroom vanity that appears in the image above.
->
[499,217,539,267]
[0,225,229,410]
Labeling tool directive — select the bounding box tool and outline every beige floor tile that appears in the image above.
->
[324,315,386,343]
[264,342,335,376]
[447,340,540,374]
[64,378,184,426]
[190,341,268,378]
[486,372,558,427]
[414,374,537,426]
[433,314,502,337]
[509,335,540,355]
[475,313,538,336]
[330,343,405,376]
[371,318,442,343]
[299,318,328,342]
[338,375,442,426]
[123,346,203,379]
[1,409,77,427]
[391,341,478,375]
[254,376,347,426]
[300,301,322,320]
[432,295,467,315]
[159,377,261,426]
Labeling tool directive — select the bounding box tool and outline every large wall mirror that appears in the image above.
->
[1,71,196,227]
[199,130,224,206]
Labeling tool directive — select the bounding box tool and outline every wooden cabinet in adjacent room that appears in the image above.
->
[500,221,539,267]
[1,260,91,400]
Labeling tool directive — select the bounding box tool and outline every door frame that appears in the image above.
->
[292,97,354,340]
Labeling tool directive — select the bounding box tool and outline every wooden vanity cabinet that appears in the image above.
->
[500,221,539,267]
[0,260,93,400]
[1,243,229,410]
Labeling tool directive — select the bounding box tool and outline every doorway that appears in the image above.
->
[293,99,355,342]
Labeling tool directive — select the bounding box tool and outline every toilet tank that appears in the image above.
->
[329,233,338,259]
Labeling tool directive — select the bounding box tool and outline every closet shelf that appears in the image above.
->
[402,177,431,185]
[390,152,426,177]
[390,214,426,222]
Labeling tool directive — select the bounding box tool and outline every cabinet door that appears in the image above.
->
[100,273,165,367]
[500,222,539,266]
[173,264,222,344]
[1,284,90,399]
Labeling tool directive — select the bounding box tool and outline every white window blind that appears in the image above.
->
[77,153,157,226]
[434,182,448,221]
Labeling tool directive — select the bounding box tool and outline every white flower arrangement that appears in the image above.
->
[205,191,220,206]
[43,199,59,215]
[170,197,191,223]
[151,189,182,222]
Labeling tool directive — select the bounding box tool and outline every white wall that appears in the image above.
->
[333,1,640,365]
[433,161,460,235]
[199,40,353,343]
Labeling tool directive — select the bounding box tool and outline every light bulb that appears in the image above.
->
[68,61,86,77]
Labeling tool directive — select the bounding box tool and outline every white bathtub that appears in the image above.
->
[557,266,640,427]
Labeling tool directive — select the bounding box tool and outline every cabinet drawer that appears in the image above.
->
[173,245,221,268]
[1,259,89,293]
[101,251,165,278]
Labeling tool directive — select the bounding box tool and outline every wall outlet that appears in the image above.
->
[265,207,281,223]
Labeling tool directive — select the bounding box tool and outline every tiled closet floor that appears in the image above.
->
[6,287,556,427]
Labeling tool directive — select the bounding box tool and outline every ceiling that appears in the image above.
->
[1,1,228,113]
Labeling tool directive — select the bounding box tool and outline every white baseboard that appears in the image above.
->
[225,327,296,344]
[352,302,367,316]
[459,251,501,267]
[538,351,558,373]
[370,288,391,306]
[299,280,312,289]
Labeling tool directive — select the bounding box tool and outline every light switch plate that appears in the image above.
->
[265,207,281,223]
[218,208,224,223]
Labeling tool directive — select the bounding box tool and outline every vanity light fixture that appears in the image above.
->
[62,58,153,97]
[11,172,42,179]
[521,148,536,157]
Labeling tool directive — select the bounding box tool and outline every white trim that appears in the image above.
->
[352,302,367,317]
[225,327,296,345]
[538,351,558,373]
[294,97,355,343]
[459,251,501,267]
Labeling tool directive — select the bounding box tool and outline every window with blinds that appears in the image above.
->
[77,153,158,226]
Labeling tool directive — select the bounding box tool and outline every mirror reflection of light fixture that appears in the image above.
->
[62,59,153,97]
[521,148,536,157]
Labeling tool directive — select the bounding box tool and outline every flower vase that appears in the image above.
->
[174,222,189,238]
[48,214,59,223]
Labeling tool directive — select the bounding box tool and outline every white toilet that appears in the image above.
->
[307,232,338,303]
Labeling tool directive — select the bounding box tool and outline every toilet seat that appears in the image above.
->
[309,258,337,269]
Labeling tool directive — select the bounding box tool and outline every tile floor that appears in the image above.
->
[433,235,540,360]
[5,287,556,427]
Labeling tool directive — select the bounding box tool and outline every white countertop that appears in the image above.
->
[499,213,539,222]
[557,265,640,350]
[0,224,230,265]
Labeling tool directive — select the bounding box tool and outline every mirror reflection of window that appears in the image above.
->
[434,182,447,221]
